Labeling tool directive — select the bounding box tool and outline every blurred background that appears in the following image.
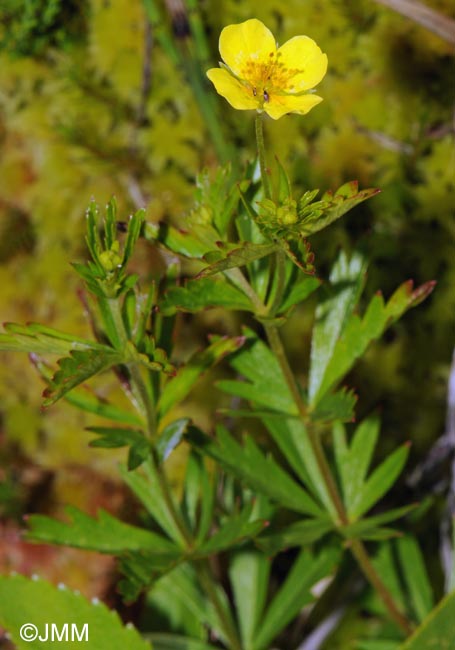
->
[0,0,454,628]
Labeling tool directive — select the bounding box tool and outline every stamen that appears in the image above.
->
[263,89,270,102]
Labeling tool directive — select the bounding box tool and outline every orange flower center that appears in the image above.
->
[240,52,302,103]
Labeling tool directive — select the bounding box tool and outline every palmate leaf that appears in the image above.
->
[0,574,150,650]
[252,546,341,650]
[121,462,186,545]
[310,386,358,422]
[147,635,220,650]
[191,164,239,236]
[398,594,453,649]
[257,517,334,555]
[196,503,266,555]
[262,416,336,517]
[333,418,410,520]
[158,335,246,418]
[311,279,436,405]
[396,536,434,623]
[279,274,321,312]
[30,355,143,426]
[369,537,434,626]
[0,322,107,356]
[157,418,190,463]
[195,242,278,279]
[340,505,416,542]
[26,505,179,555]
[161,277,253,314]
[87,426,151,471]
[229,549,270,650]
[146,564,233,645]
[187,426,323,517]
[309,250,367,404]
[42,347,124,407]
[298,181,380,237]
[217,329,297,415]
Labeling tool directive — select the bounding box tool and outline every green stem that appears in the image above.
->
[262,323,412,635]
[255,112,272,200]
[226,268,266,314]
[105,297,156,434]
[196,562,243,650]
[350,538,413,635]
[227,261,411,634]
[151,452,242,649]
[268,248,287,316]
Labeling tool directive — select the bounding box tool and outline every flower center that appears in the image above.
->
[241,52,301,102]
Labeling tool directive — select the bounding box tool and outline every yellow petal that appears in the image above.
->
[219,19,276,78]
[277,36,328,91]
[265,93,323,120]
[206,68,258,110]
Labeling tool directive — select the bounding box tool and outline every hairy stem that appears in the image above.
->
[255,112,272,200]
[250,114,413,634]
[268,248,287,316]
[151,450,243,649]
[264,322,412,635]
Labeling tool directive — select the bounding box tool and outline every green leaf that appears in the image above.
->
[340,505,416,540]
[42,348,124,407]
[300,181,380,236]
[0,574,150,650]
[357,642,399,650]
[218,330,297,415]
[182,453,215,542]
[190,164,238,236]
[118,551,181,602]
[161,278,253,314]
[85,200,102,265]
[26,505,178,554]
[0,322,105,356]
[196,242,278,279]
[279,237,315,275]
[123,208,146,265]
[399,591,455,649]
[197,504,266,555]
[311,387,358,423]
[397,536,434,623]
[280,274,321,312]
[157,418,190,463]
[157,223,215,259]
[120,462,186,545]
[87,426,151,470]
[31,356,143,425]
[253,547,341,650]
[263,416,336,517]
[309,250,367,404]
[349,444,410,519]
[274,156,292,203]
[333,418,380,513]
[158,336,245,418]
[187,426,323,517]
[147,565,233,645]
[229,550,270,650]
[314,280,436,403]
[146,635,220,650]
[257,517,333,554]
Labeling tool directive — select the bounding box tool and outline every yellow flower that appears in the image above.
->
[207,18,327,120]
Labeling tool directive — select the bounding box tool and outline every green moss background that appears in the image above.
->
[0,0,454,633]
